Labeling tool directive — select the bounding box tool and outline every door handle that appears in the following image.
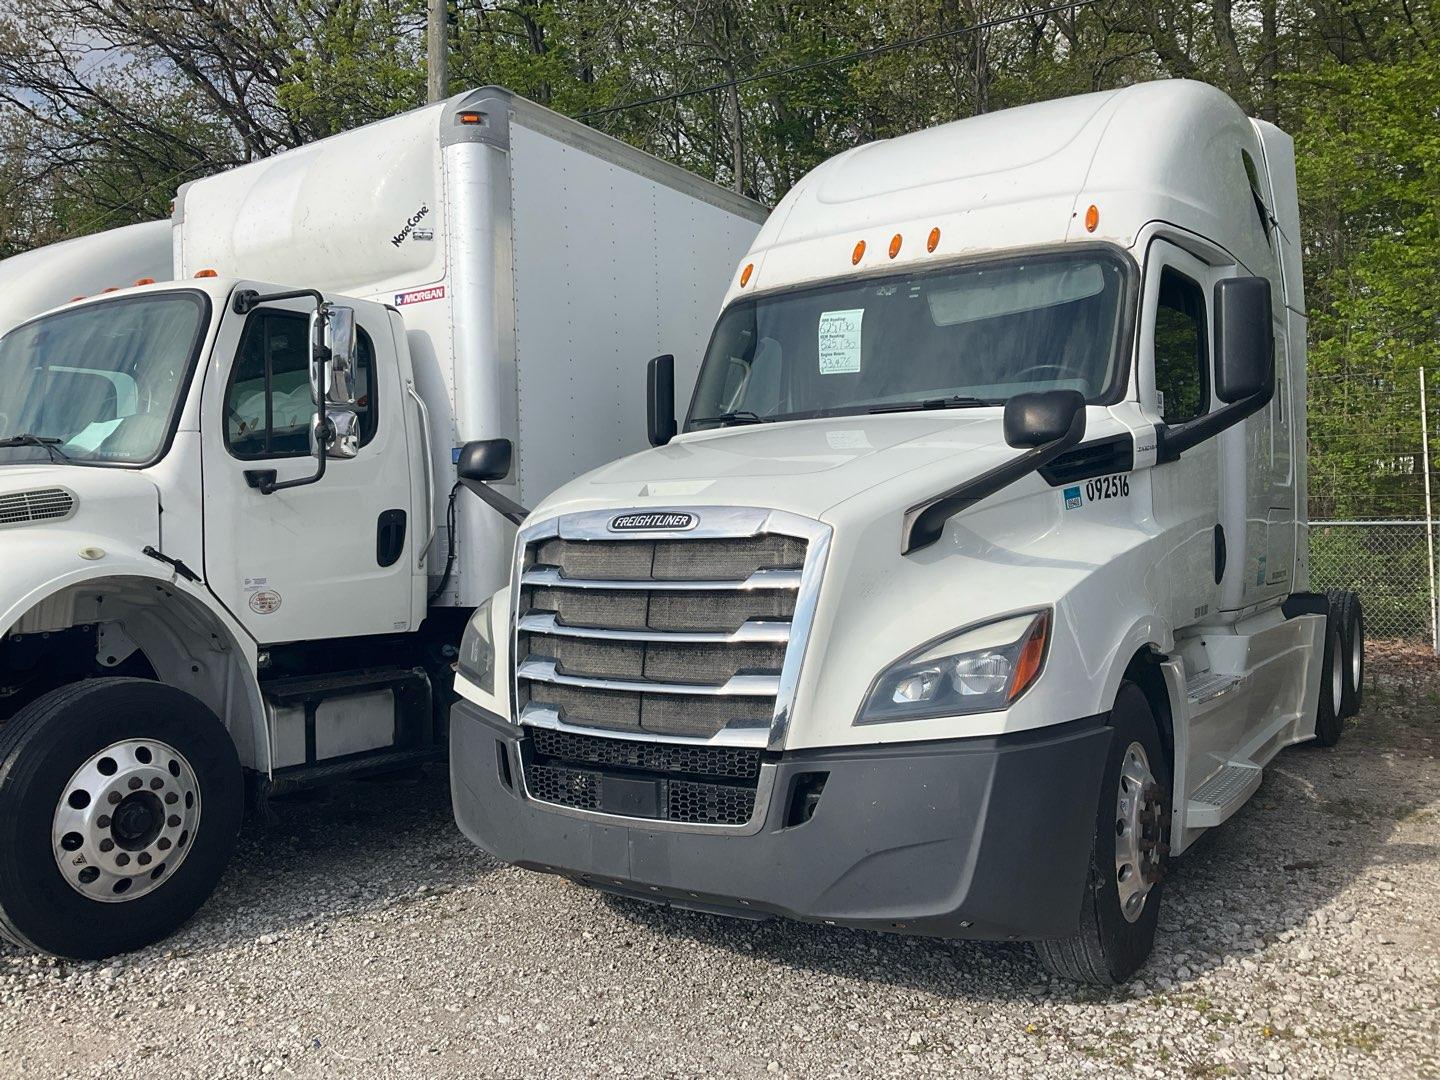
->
[377,509,407,568]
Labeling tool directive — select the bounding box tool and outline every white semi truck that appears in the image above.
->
[450,80,1366,984]
[0,87,764,958]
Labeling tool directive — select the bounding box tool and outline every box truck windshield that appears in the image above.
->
[0,291,209,464]
[688,248,1129,427]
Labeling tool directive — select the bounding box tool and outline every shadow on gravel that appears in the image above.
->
[600,668,1439,1001]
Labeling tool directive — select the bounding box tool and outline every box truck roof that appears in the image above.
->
[733,79,1298,314]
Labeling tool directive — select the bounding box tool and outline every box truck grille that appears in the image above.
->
[515,532,809,741]
[523,726,762,825]
[0,487,74,527]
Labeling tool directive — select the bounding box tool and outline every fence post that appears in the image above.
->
[1422,367,1438,653]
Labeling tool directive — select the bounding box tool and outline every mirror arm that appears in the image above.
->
[243,286,332,496]
[458,477,529,526]
[901,409,1086,555]
[1155,383,1274,464]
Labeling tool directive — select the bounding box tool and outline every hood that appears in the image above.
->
[0,465,160,550]
[532,411,1027,525]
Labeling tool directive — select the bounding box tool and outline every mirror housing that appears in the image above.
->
[458,438,513,483]
[647,354,677,447]
[317,410,360,460]
[1003,389,1086,449]
[310,305,360,407]
[1214,276,1274,403]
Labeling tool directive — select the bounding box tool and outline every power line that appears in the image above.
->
[576,0,1101,122]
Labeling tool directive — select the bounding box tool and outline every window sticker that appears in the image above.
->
[818,309,864,374]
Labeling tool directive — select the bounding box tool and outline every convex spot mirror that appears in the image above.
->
[1214,276,1274,404]
[458,438,513,483]
[1002,388,1086,449]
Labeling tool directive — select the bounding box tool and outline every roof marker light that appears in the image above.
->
[927,227,941,253]
[195,269,218,278]
[69,296,85,303]
[134,277,155,286]
[1084,204,1099,233]
[458,111,483,125]
[740,263,754,287]
[888,234,902,259]
[101,287,120,293]
[851,240,866,265]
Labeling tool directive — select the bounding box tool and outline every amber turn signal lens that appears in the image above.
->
[927,227,941,252]
[1084,204,1099,232]
[195,269,218,278]
[888,234,902,259]
[458,112,483,125]
[740,263,753,287]
[1006,611,1050,702]
[134,277,155,286]
[851,239,866,265]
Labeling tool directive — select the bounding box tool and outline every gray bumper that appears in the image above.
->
[450,701,1111,940]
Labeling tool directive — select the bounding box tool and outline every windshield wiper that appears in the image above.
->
[867,395,992,414]
[690,410,769,427]
[0,433,69,461]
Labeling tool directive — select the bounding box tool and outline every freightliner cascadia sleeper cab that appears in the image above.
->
[449,80,1365,984]
[0,88,763,959]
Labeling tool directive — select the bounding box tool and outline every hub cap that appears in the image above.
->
[52,739,201,903]
[1114,741,1164,923]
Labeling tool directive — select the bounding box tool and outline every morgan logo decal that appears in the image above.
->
[608,512,697,533]
[394,285,445,307]
[391,204,430,247]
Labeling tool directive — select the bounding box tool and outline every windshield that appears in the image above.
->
[687,250,1130,429]
[0,291,209,465]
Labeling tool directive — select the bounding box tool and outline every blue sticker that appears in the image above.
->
[1064,486,1083,510]
[451,447,463,464]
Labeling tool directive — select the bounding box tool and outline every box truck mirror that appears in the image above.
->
[457,439,529,526]
[902,389,1086,554]
[647,355,677,447]
[311,305,360,408]
[1156,276,1275,463]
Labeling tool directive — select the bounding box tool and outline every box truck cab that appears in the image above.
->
[450,80,1365,984]
[0,87,763,959]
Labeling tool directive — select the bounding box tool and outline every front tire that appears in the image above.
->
[0,678,242,959]
[1034,682,1170,985]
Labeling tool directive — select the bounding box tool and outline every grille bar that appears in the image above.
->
[517,659,780,697]
[521,566,801,592]
[518,612,792,645]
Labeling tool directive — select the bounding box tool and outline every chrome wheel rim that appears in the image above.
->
[1349,622,1363,691]
[52,739,201,903]
[1114,741,1163,924]
[1330,628,1344,710]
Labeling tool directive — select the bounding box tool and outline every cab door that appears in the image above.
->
[1141,240,1222,631]
[200,292,417,644]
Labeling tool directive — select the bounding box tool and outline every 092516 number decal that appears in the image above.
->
[1084,474,1131,502]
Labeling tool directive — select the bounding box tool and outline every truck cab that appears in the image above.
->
[449,80,1365,984]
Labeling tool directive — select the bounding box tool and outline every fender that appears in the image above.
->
[1096,613,1175,715]
[0,529,270,773]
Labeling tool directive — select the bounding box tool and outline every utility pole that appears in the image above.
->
[1421,366,1437,653]
[427,0,448,104]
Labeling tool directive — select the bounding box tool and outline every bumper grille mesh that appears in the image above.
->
[529,725,761,779]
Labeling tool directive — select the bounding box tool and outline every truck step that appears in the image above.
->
[262,746,446,796]
[1185,671,1247,711]
[1186,762,1263,828]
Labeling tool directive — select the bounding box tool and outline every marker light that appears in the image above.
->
[101,287,119,293]
[888,234,903,259]
[134,277,155,286]
[851,240,866,265]
[195,269,218,278]
[740,263,754,287]
[927,227,941,252]
[457,111,483,125]
[1085,204,1099,232]
[69,296,85,303]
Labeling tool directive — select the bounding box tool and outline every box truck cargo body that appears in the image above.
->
[449,80,1365,984]
[0,87,764,959]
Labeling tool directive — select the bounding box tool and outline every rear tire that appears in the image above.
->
[1334,590,1364,719]
[1314,598,1346,747]
[1034,682,1170,985]
[0,678,243,959]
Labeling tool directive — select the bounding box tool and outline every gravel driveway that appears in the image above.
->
[3,657,1438,1079]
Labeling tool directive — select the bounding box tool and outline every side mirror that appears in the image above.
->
[647,354,677,447]
[311,305,360,407]
[1214,277,1274,403]
[458,438,513,483]
[1003,389,1086,449]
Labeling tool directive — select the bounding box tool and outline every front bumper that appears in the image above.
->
[450,700,1111,940]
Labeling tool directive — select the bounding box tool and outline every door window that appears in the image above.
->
[225,310,377,459]
[1153,268,1208,424]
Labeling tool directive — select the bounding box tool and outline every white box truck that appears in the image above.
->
[449,80,1366,984]
[0,87,764,959]
[0,221,173,334]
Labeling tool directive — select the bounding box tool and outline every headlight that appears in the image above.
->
[858,610,1050,723]
[457,597,496,694]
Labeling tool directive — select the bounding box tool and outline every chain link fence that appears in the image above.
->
[1308,521,1439,644]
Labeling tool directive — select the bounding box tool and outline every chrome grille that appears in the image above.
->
[513,515,823,744]
[0,487,74,527]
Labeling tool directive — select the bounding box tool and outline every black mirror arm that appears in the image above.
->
[901,408,1086,555]
[1155,382,1274,464]
[459,477,529,526]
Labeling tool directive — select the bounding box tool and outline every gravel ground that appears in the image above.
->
[3,656,1438,1079]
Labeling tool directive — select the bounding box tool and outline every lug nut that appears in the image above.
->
[150,778,164,790]
[167,816,181,828]
[99,839,115,853]
[115,853,130,867]
[137,853,151,866]
[157,838,171,851]
[97,815,111,829]
[107,792,122,805]
[165,792,178,805]
[128,777,142,790]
